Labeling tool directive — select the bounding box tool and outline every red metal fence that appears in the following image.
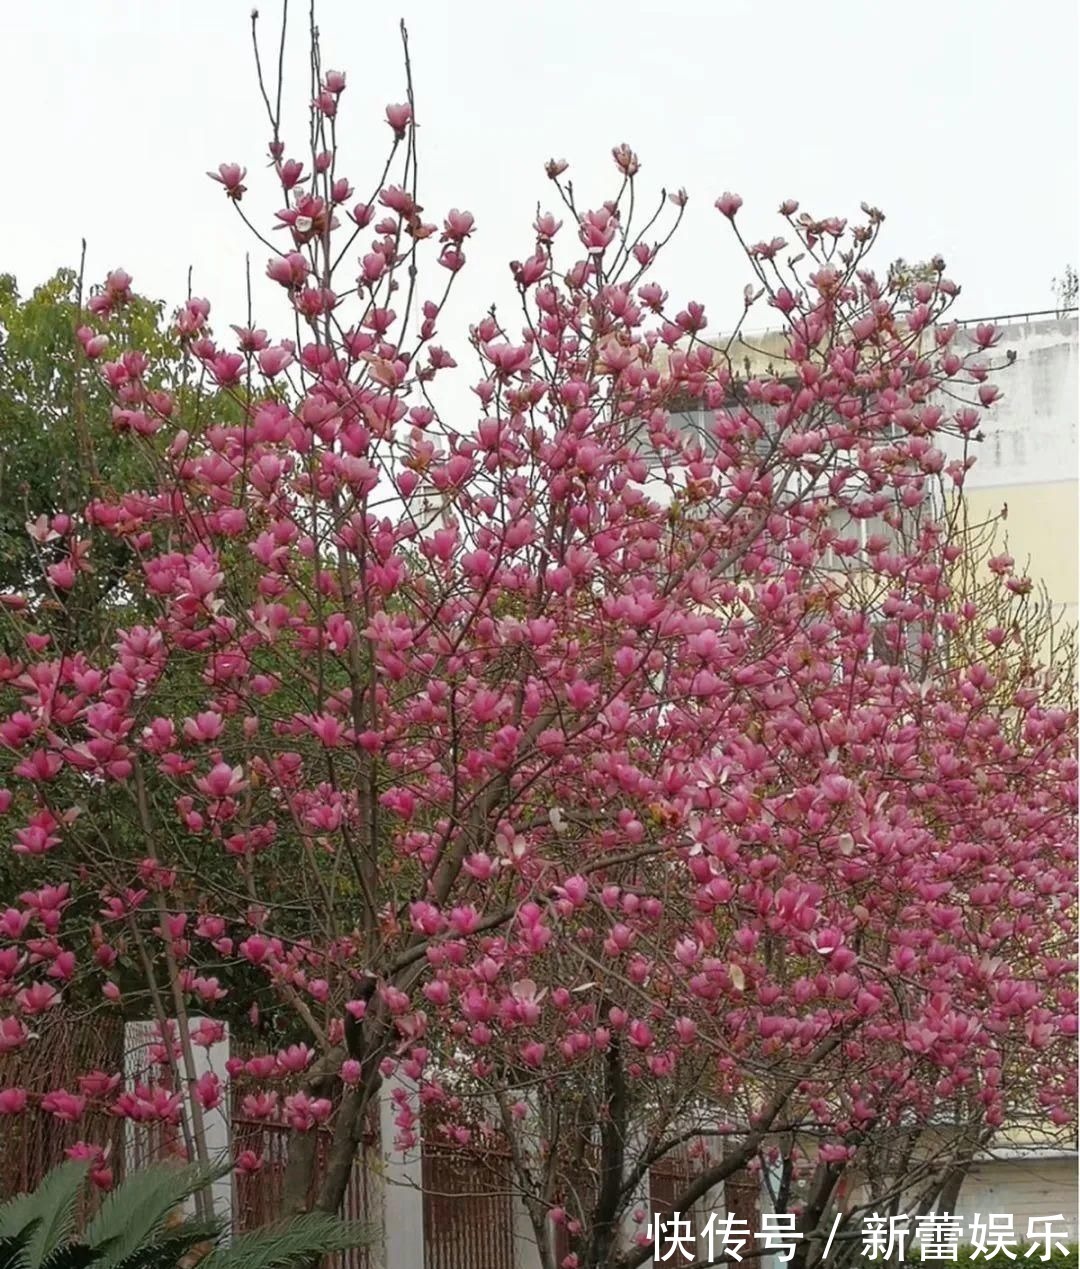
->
[650,1150,761,1264]
[0,1013,127,1200]
[420,1113,517,1269]
[651,1149,707,1250]
[231,1116,379,1269]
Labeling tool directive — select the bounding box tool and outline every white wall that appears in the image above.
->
[952,1156,1079,1246]
[123,1018,232,1230]
[940,317,1079,491]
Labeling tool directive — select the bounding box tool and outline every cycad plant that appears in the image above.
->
[0,1158,371,1269]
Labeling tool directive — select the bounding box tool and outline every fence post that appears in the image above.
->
[511,1194,543,1269]
[123,1018,232,1232]
[379,1071,425,1269]
[190,1018,232,1233]
[505,1088,543,1269]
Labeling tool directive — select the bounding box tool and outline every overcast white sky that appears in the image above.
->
[2,0,1077,346]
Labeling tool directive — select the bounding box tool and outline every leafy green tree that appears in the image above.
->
[0,268,174,596]
[1051,264,1077,314]
[886,256,948,305]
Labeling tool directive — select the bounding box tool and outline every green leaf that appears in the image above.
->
[0,1232,33,1269]
[108,1227,220,1269]
[199,1214,374,1269]
[38,1243,101,1269]
[85,1160,228,1269]
[0,1164,90,1268]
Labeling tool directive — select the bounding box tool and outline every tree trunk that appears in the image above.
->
[934,1131,990,1219]
[790,1160,844,1269]
[314,1083,379,1213]
[281,1128,320,1219]
[280,1048,348,1216]
[586,1035,628,1269]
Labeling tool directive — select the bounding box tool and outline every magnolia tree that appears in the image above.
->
[0,12,1076,1269]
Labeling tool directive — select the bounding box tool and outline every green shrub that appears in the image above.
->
[0,1158,373,1269]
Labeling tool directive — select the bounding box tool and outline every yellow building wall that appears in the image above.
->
[963,482,1078,628]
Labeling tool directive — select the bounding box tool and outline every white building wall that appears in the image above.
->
[952,1156,1079,1246]
[938,317,1078,491]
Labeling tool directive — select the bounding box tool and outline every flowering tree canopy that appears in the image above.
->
[0,12,1075,1269]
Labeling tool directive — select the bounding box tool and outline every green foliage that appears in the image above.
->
[0,1159,372,1269]
[0,267,247,606]
[886,257,945,305]
[0,269,171,596]
[0,1162,88,1269]
[1051,264,1077,314]
[81,1160,232,1266]
[197,1214,376,1269]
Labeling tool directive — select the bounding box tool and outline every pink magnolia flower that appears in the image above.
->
[235,1150,264,1175]
[182,712,224,743]
[10,817,58,857]
[46,560,75,588]
[238,934,276,965]
[559,875,589,907]
[41,1090,86,1122]
[13,751,63,783]
[66,1141,106,1164]
[483,343,531,377]
[196,762,247,799]
[0,908,30,939]
[611,143,640,176]
[16,982,59,1015]
[283,1092,333,1131]
[715,191,743,218]
[77,326,109,359]
[511,254,547,288]
[0,1087,28,1114]
[441,209,474,243]
[195,1071,222,1110]
[207,163,247,200]
[627,1019,654,1050]
[191,1015,227,1044]
[242,1091,279,1121]
[276,1043,313,1074]
[258,345,295,378]
[520,1042,546,1069]
[385,103,412,137]
[266,252,309,288]
[78,1070,121,1099]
